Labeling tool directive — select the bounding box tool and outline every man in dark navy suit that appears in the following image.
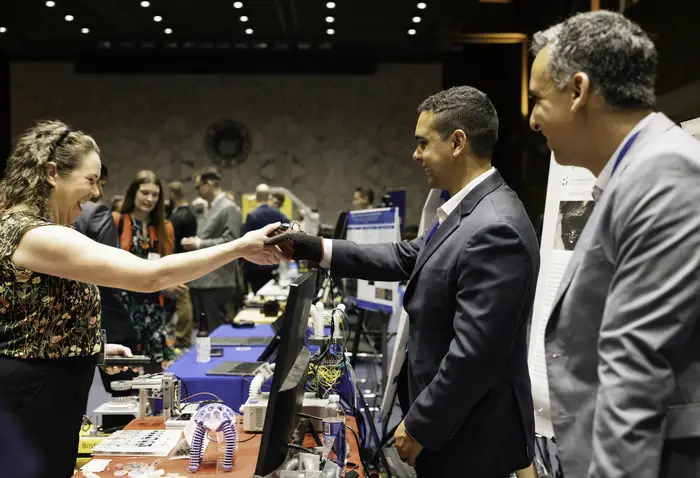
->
[74,164,139,429]
[244,186,290,293]
[268,86,539,477]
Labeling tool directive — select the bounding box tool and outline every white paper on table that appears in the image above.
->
[81,459,112,472]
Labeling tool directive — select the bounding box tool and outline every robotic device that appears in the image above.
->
[188,403,239,473]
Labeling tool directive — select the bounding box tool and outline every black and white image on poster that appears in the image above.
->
[553,200,595,251]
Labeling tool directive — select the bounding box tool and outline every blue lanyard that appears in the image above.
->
[611,130,641,176]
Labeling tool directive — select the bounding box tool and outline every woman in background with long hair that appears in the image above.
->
[114,170,186,370]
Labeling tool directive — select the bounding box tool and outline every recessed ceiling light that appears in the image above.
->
[417,2,427,9]
[326,28,335,35]
[0,27,6,33]
[412,16,421,23]
[408,28,416,35]
[164,28,172,34]
[233,1,243,8]
[240,15,249,22]
[45,1,56,7]
[81,27,90,34]
[325,16,334,23]
[65,14,74,22]
[153,15,162,22]
[245,28,253,34]
[141,1,150,7]
[326,1,336,7]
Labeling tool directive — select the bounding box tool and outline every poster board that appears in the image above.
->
[386,188,407,233]
[345,208,401,315]
[379,189,448,428]
[527,154,596,438]
[681,117,700,139]
[240,193,293,222]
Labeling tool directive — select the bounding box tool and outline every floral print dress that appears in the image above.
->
[0,211,102,359]
[118,217,175,364]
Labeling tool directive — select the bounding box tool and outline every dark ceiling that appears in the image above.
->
[0,0,597,61]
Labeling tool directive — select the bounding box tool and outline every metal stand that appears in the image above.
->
[348,308,390,392]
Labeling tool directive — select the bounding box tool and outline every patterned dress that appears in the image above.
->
[0,211,102,359]
[118,217,175,364]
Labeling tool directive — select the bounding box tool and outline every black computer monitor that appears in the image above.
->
[254,270,319,477]
[256,313,285,362]
[333,210,349,239]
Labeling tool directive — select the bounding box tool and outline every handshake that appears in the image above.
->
[264,223,324,263]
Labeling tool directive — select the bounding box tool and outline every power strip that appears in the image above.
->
[241,392,328,432]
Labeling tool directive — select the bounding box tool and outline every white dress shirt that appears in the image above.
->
[435,167,495,225]
[320,167,496,268]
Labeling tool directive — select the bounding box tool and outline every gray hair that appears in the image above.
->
[418,86,499,158]
[531,11,657,109]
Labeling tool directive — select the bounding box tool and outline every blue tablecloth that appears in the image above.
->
[167,324,274,412]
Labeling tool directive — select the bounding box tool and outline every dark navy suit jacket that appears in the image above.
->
[244,205,290,272]
[74,202,135,344]
[330,171,539,476]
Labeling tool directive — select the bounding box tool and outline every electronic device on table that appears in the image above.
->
[92,373,182,423]
[211,336,273,347]
[242,391,328,433]
[206,361,266,376]
[102,354,152,366]
[211,315,283,348]
[253,270,318,478]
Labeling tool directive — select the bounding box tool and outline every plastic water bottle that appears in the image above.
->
[195,312,211,363]
[277,260,289,283]
[322,394,346,468]
[287,261,299,281]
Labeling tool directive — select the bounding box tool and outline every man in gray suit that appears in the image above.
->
[182,167,243,331]
[529,11,700,478]
[268,86,540,477]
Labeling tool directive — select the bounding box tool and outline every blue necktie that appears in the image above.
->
[425,220,440,244]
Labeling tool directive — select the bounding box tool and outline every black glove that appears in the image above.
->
[264,231,324,263]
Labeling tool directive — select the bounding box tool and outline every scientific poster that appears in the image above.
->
[345,208,401,315]
[527,154,596,437]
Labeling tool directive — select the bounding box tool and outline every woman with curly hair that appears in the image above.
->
[0,120,283,478]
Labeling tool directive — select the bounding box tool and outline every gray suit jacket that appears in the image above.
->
[188,193,242,289]
[545,113,700,478]
[331,171,540,476]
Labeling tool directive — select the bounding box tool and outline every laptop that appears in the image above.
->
[205,361,265,376]
[210,336,273,347]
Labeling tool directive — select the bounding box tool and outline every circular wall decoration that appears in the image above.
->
[204,120,252,168]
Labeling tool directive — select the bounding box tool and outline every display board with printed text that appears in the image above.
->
[386,188,407,233]
[527,154,596,438]
[345,208,401,315]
